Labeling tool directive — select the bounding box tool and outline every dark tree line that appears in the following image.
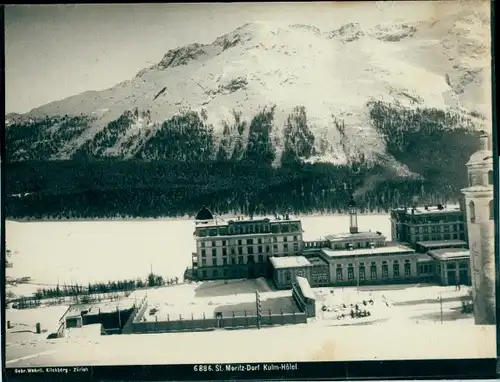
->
[10,272,176,308]
[4,101,480,218]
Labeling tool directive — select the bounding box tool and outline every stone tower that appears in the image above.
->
[461,131,495,325]
[349,195,359,234]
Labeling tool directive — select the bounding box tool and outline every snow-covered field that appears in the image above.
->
[140,280,292,321]
[5,214,390,290]
[4,279,493,367]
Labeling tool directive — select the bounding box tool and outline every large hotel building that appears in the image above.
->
[188,134,493,306]
[191,208,303,281]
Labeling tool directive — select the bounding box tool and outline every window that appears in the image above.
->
[223,258,227,265]
[266,245,270,253]
[258,255,264,263]
[294,243,299,252]
[382,262,388,278]
[393,261,400,277]
[336,266,343,281]
[488,170,493,185]
[370,263,377,279]
[489,199,494,220]
[273,244,278,251]
[213,269,218,277]
[238,247,243,255]
[284,243,289,252]
[202,259,207,266]
[248,246,254,254]
[222,240,226,246]
[247,239,253,245]
[258,246,263,253]
[201,249,206,257]
[212,241,216,247]
[273,237,278,243]
[231,257,236,265]
[294,235,298,241]
[285,271,291,282]
[231,248,236,255]
[258,238,262,244]
[348,265,354,281]
[469,201,476,223]
[404,261,411,277]
[238,256,244,264]
[202,270,207,278]
[238,239,242,246]
[359,265,366,281]
[283,236,288,242]
[201,242,206,248]
[222,248,227,256]
[212,249,217,257]
[247,255,255,263]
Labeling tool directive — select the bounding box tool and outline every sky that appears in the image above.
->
[4,2,469,114]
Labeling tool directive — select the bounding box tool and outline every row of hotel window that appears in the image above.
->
[469,200,494,222]
[201,243,300,257]
[330,241,384,250]
[411,233,466,241]
[333,261,412,281]
[284,269,329,283]
[201,236,299,247]
[413,224,464,233]
[199,253,288,266]
[197,223,301,237]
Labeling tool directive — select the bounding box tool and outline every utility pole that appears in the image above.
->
[256,290,262,329]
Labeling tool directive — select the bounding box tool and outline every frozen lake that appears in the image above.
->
[5,214,390,287]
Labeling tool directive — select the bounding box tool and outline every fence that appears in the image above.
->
[122,295,148,334]
[130,310,307,334]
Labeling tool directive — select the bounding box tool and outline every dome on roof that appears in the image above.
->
[195,206,214,220]
[467,132,493,167]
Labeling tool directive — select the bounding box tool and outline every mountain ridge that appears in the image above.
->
[6,7,491,171]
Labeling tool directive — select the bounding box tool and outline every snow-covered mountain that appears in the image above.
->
[6,6,491,168]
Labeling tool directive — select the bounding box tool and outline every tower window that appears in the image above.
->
[489,200,494,220]
[469,201,476,223]
[488,170,493,185]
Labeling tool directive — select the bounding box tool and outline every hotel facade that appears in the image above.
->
[191,208,303,281]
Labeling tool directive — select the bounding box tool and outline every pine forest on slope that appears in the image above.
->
[5,6,491,218]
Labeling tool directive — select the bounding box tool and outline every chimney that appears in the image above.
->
[479,131,489,150]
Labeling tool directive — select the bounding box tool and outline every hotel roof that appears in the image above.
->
[325,231,385,241]
[428,248,470,261]
[269,256,311,269]
[195,216,301,227]
[393,205,462,215]
[416,240,468,248]
[321,245,415,259]
[416,254,434,263]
